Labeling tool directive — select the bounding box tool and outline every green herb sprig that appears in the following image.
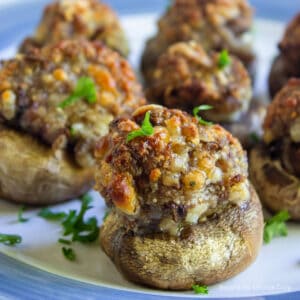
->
[38,208,67,221]
[0,233,22,246]
[193,105,213,126]
[62,194,99,243]
[38,194,99,261]
[192,284,209,295]
[264,210,290,244]
[126,111,154,142]
[58,77,97,109]
[18,206,29,223]
[218,49,231,69]
[62,247,76,261]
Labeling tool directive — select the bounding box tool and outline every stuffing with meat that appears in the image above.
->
[20,0,129,57]
[146,41,252,123]
[141,0,255,83]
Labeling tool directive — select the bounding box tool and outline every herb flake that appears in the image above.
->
[192,284,209,295]
[264,210,290,244]
[0,233,22,246]
[126,111,154,142]
[62,247,76,261]
[38,208,67,221]
[18,206,29,223]
[218,49,231,69]
[58,77,97,109]
[193,105,213,126]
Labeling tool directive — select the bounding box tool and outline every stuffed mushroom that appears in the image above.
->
[141,0,255,84]
[96,105,263,290]
[0,39,145,205]
[20,0,129,57]
[146,41,263,147]
[269,13,300,98]
[250,78,300,220]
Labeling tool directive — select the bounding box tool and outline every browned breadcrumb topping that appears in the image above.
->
[146,41,252,122]
[95,105,250,235]
[20,0,129,57]
[0,40,145,168]
[264,78,300,144]
[142,0,254,82]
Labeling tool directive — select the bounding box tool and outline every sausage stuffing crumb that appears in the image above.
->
[95,105,250,236]
[0,40,145,168]
[20,0,129,57]
[146,41,252,122]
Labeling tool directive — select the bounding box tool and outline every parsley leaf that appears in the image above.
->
[126,111,154,142]
[264,210,290,244]
[192,284,209,295]
[58,77,97,109]
[218,49,231,69]
[38,208,67,221]
[0,233,22,246]
[18,206,29,223]
[62,247,76,261]
[58,238,72,245]
[193,105,214,126]
[62,194,99,243]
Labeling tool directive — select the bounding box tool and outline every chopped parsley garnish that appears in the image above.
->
[0,233,22,246]
[18,206,29,223]
[193,105,214,126]
[264,210,290,244]
[58,238,72,245]
[38,208,67,221]
[218,49,231,69]
[58,76,97,109]
[62,247,76,261]
[38,194,99,261]
[126,111,154,142]
[192,284,209,295]
[62,194,99,243]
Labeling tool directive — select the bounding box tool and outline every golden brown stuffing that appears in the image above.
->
[264,78,300,144]
[0,40,145,168]
[95,105,250,235]
[20,0,129,57]
[146,41,252,122]
[141,0,255,83]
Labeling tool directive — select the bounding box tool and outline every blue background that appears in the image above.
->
[0,1,299,299]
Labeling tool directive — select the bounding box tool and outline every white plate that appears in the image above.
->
[0,13,299,299]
